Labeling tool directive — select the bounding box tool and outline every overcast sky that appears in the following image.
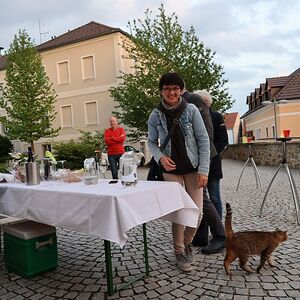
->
[1,0,300,115]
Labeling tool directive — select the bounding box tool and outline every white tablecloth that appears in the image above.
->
[0,180,199,247]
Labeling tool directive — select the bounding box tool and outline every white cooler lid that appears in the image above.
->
[4,220,56,240]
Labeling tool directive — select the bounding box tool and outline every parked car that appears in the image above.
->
[101,145,145,167]
[124,145,145,166]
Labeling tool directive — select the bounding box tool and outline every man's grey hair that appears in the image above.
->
[193,89,213,107]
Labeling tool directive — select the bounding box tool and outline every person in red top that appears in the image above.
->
[104,116,126,179]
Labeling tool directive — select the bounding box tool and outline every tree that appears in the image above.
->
[0,135,14,157]
[0,29,59,152]
[110,5,234,141]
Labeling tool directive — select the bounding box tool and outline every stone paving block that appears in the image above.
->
[74,292,92,300]
[268,289,287,297]
[219,286,235,294]
[170,288,187,298]
[191,287,205,297]
[119,288,134,297]
[227,280,245,288]
[274,282,292,290]
[260,282,277,290]
[233,296,248,300]
[286,289,300,298]
[145,290,160,298]
[156,285,174,295]
[218,293,234,299]
[249,288,266,296]
[182,293,199,300]
[234,288,249,295]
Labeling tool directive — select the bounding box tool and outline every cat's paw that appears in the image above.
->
[267,256,275,267]
[242,266,255,273]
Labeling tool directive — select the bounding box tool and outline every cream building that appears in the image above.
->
[242,68,300,141]
[0,21,141,158]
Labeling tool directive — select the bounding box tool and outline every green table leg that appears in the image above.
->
[104,223,150,296]
[143,223,149,276]
[104,240,115,296]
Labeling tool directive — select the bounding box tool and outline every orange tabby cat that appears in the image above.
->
[224,203,287,275]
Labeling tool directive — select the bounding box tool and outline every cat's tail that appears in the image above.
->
[225,202,234,238]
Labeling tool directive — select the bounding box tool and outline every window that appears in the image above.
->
[57,60,70,84]
[255,128,261,140]
[266,127,269,138]
[84,101,98,125]
[81,55,95,80]
[272,125,275,138]
[60,105,73,128]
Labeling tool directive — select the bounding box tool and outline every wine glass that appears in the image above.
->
[98,159,108,179]
[57,160,67,169]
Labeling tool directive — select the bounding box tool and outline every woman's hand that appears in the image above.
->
[198,174,208,188]
[160,156,176,171]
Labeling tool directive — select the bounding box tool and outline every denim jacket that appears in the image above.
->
[147,103,210,176]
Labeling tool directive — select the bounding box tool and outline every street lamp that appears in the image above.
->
[262,99,288,139]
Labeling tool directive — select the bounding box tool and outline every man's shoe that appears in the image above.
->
[184,244,195,264]
[192,237,208,247]
[175,253,193,272]
[201,238,225,254]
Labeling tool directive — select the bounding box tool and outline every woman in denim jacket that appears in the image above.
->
[147,72,210,272]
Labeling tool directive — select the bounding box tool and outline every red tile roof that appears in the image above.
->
[275,68,300,100]
[37,21,127,52]
[243,67,300,118]
[0,21,128,71]
[259,83,265,94]
[224,112,239,129]
[266,76,289,88]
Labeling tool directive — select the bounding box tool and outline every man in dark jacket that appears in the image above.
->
[207,109,228,217]
[191,90,228,254]
[181,89,217,159]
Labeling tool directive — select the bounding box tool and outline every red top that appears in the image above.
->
[104,127,126,155]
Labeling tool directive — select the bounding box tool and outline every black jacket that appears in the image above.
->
[182,90,217,159]
[208,109,228,180]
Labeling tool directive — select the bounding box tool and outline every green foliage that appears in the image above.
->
[77,129,106,152]
[0,134,14,157]
[0,29,59,151]
[53,130,105,170]
[110,5,234,141]
[0,162,8,173]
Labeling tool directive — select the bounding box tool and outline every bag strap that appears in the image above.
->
[161,110,184,150]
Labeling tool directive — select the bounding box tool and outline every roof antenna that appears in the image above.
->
[39,19,49,44]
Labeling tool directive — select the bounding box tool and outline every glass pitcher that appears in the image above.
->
[120,151,138,187]
[83,158,98,185]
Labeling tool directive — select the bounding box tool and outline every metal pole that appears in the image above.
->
[273,100,278,139]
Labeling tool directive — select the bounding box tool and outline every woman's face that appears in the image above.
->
[161,85,182,107]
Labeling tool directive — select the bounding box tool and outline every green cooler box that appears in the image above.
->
[4,220,58,277]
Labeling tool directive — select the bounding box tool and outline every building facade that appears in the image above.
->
[242,68,300,141]
[0,21,135,158]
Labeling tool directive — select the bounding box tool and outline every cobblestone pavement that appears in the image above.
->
[1,159,300,300]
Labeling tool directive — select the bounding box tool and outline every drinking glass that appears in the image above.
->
[57,160,67,169]
[98,159,108,179]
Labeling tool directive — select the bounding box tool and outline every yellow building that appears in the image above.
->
[242,68,300,141]
[0,21,135,157]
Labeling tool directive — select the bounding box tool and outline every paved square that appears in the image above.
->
[1,159,300,299]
